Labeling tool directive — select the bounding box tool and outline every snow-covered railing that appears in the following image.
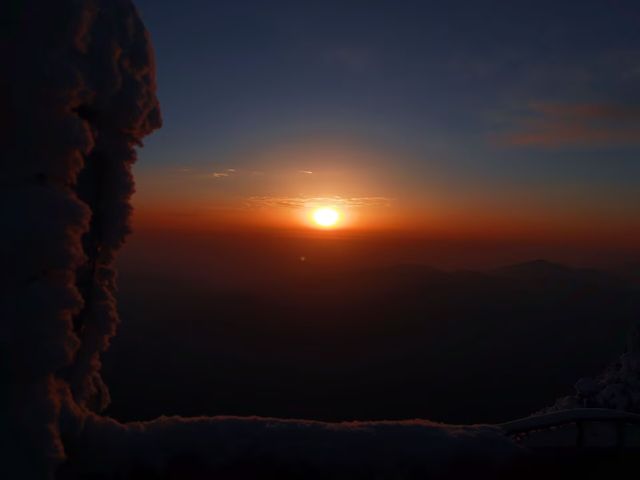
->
[499,408,640,448]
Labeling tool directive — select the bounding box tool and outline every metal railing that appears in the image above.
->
[499,408,640,448]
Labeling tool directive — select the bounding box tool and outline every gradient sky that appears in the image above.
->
[132,0,640,246]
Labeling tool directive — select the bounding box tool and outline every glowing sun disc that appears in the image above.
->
[312,207,340,227]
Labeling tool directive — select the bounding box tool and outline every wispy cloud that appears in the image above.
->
[531,103,640,121]
[246,195,392,209]
[210,168,237,179]
[298,170,313,174]
[495,102,640,148]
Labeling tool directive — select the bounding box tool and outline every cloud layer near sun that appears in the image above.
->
[246,195,392,209]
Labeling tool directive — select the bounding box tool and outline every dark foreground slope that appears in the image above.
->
[105,258,640,424]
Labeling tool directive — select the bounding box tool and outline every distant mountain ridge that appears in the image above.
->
[493,259,575,276]
[333,259,634,292]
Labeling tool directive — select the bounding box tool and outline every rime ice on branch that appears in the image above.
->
[0,0,160,477]
[546,323,640,414]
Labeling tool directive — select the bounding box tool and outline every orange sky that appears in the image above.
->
[130,139,640,254]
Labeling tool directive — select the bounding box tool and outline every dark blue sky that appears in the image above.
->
[133,0,640,237]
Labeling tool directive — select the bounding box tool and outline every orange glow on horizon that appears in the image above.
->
[130,200,640,254]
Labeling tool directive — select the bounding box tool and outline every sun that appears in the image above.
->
[312,207,340,228]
